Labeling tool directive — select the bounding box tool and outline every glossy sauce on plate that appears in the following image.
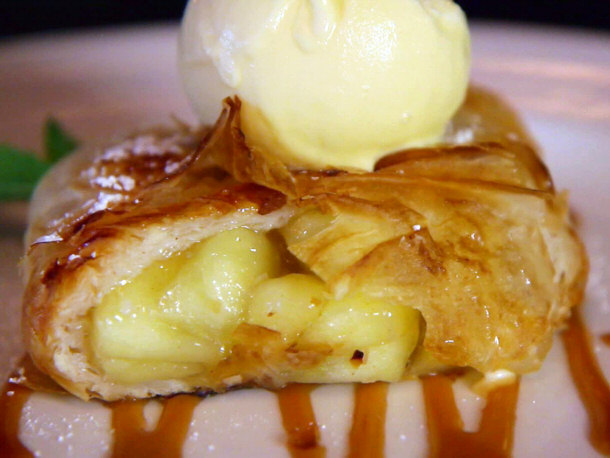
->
[2,308,609,457]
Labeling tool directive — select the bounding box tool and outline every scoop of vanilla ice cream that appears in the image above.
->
[179,0,470,171]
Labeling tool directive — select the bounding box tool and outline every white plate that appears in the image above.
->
[0,22,609,457]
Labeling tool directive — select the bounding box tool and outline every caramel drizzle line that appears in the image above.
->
[110,394,200,458]
[0,383,33,458]
[561,309,610,456]
[600,333,610,347]
[348,382,388,458]
[277,384,326,458]
[422,375,520,458]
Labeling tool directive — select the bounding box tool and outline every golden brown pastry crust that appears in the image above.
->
[21,87,587,400]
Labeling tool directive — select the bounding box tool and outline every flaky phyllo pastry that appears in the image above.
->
[22,88,587,400]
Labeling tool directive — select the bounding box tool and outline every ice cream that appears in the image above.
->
[179,0,470,170]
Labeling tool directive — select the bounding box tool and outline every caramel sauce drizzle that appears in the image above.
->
[348,382,388,458]
[2,312,609,457]
[0,383,33,458]
[422,375,520,458]
[110,395,200,458]
[561,309,610,455]
[277,384,326,458]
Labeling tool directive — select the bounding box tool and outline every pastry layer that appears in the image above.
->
[22,88,587,400]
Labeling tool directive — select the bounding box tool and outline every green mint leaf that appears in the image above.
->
[0,118,78,201]
[0,145,51,201]
[44,118,78,163]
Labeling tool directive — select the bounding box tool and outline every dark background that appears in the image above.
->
[1,0,608,38]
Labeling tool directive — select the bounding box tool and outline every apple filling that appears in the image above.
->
[90,224,421,387]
